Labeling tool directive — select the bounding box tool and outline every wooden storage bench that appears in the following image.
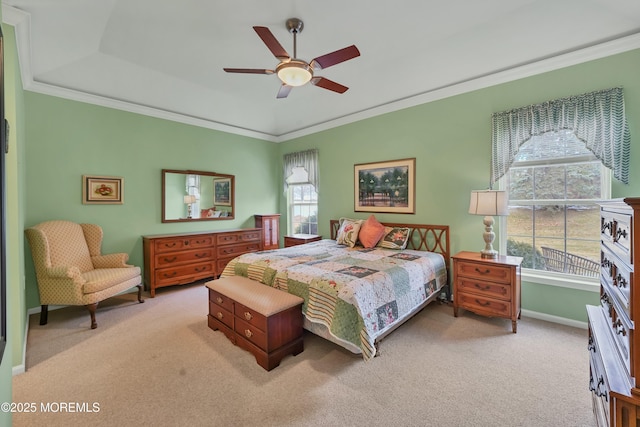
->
[206,276,304,371]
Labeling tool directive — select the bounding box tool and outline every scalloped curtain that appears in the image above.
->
[283,149,319,193]
[491,87,631,185]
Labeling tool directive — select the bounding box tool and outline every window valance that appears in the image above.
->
[283,149,319,193]
[491,87,631,185]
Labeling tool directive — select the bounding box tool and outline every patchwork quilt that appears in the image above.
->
[221,239,447,360]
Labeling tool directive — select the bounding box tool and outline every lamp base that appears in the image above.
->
[480,249,498,259]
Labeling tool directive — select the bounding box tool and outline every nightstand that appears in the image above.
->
[452,251,523,333]
[284,234,322,248]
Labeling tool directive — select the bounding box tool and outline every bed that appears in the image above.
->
[220,219,450,360]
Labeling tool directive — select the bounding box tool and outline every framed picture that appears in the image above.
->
[213,177,231,206]
[354,158,415,214]
[82,175,123,204]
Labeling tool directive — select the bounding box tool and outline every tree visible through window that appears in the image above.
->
[504,130,608,278]
[286,166,318,235]
[289,183,318,234]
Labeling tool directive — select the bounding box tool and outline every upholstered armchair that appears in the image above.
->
[25,220,144,329]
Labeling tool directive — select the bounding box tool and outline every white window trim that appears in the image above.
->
[497,162,610,293]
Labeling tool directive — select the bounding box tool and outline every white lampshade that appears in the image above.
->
[276,60,312,87]
[468,190,508,216]
[184,195,196,204]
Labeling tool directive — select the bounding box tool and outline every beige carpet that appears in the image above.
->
[12,282,595,427]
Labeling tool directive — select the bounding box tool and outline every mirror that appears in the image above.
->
[162,169,235,223]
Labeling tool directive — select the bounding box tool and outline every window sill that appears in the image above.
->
[521,268,599,293]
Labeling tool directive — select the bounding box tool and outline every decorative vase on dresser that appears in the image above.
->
[254,214,280,250]
[587,197,640,426]
[142,228,262,297]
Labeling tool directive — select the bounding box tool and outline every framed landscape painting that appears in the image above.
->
[354,158,415,214]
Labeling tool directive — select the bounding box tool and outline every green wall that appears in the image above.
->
[22,93,281,308]
[279,48,640,324]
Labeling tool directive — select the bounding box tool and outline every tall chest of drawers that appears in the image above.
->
[143,228,262,297]
[587,197,640,426]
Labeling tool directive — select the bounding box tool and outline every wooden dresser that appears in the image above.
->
[254,214,280,250]
[452,251,523,333]
[143,228,262,297]
[587,197,640,426]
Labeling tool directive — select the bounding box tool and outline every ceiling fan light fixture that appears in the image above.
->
[276,60,312,87]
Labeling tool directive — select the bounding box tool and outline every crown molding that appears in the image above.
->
[4,4,640,143]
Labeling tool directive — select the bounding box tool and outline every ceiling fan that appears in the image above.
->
[223,18,360,99]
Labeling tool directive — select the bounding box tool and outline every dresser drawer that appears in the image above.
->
[456,277,511,301]
[235,317,267,351]
[235,302,268,331]
[217,230,261,246]
[456,293,511,317]
[606,305,632,377]
[455,261,512,284]
[154,235,214,253]
[217,242,261,259]
[602,212,632,266]
[209,288,234,313]
[155,261,216,285]
[155,248,215,267]
[209,302,234,330]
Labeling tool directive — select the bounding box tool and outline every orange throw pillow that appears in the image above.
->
[358,215,386,248]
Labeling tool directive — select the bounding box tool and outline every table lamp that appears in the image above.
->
[468,190,508,258]
[184,195,197,218]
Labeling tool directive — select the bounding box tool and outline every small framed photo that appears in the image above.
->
[82,175,123,204]
[213,177,231,206]
[354,158,415,214]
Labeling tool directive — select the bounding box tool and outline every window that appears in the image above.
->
[287,167,318,234]
[503,130,609,279]
[289,182,318,235]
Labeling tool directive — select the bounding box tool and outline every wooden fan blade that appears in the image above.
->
[223,68,275,74]
[311,45,360,70]
[253,26,290,61]
[277,84,293,99]
[311,77,348,94]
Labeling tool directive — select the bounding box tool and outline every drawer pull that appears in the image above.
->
[195,253,208,258]
[216,297,223,304]
[614,319,627,336]
[184,240,190,245]
[615,274,628,288]
[163,256,177,263]
[164,242,177,248]
[216,312,224,320]
[162,271,177,278]
[475,299,491,307]
[615,228,628,241]
[588,336,596,352]
[194,266,207,272]
[473,283,491,291]
[244,311,253,321]
[474,267,491,275]
[244,329,253,338]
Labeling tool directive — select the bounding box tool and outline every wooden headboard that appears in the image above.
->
[329,219,450,269]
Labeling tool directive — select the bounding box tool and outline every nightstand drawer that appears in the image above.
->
[456,277,511,301]
[456,261,512,284]
[457,294,511,317]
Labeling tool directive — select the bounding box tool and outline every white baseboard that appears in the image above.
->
[521,309,588,330]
